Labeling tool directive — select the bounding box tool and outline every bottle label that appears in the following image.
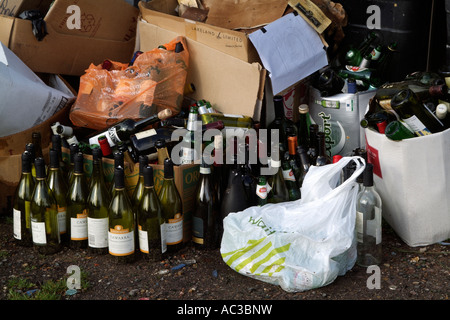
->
[282,169,296,182]
[57,206,67,235]
[88,217,109,248]
[13,208,21,240]
[31,221,47,245]
[107,127,121,145]
[108,225,135,256]
[256,184,269,199]
[402,115,432,136]
[345,65,368,73]
[71,210,88,240]
[138,226,149,253]
[165,214,183,245]
[356,207,382,244]
[134,128,157,140]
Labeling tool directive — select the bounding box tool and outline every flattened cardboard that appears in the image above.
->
[138,19,265,120]
[0,0,53,17]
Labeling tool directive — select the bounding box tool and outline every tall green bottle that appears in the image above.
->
[137,165,164,260]
[67,152,89,249]
[108,166,135,263]
[13,151,35,246]
[47,148,69,245]
[158,158,183,254]
[30,157,61,255]
[87,147,111,254]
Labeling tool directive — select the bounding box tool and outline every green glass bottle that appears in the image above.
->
[108,166,135,263]
[25,143,36,181]
[87,147,111,254]
[267,159,289,204]
[315,132,332,166]
[67,143,79,185]
[297,104,311,148]
[13,151,35,246]
[47,148,69,245]
[158,158,183,254]
[192,160,218,249]
[281,157,300,201]
[131,155,148,211]
[255,175,269,206]
[137,165,164,260]
[52,134,69,179]
[30,157,61,255]
[110,151,125,196]
[67,152,89,249]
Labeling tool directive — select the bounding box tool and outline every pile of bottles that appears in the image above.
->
[360,71,450,140]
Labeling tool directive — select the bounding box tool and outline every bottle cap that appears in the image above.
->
[376,120,388,134]
[92,146,102,162]
[164,158,174,179]
[332,155,343,163]
[52,134,61,149]
[56,124,73,137]
[113,151,124,168]
[35,157,46,178]
[69,143,79,163]
[21,151,32,173]
[98,135,112,157]
[49,148,59,168]
[435,104,448,120]
[363,163,374,187]
[143,165,154,187]
[158,108,173,120]
[298,104,309,114]
[155,138,166,149]
[139,155,148,174]
[74,152,84,173]
[114,166,125,189]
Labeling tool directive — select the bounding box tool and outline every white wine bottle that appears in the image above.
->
[13,151,35,246]
[108,166,135,263]
[137,165,165,261]
[87,147,111,254]
[30,157,61,255]
[158,158,183,254]
[67,152,89,249]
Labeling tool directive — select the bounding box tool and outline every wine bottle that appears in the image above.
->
[192,160,218,249]
[32,132,44,159]
[384,120,415,141]
[67,152,89,249]
[287,135,301,183]
[155,139,170,165]
[108,166,135,263]
[267,95,297,155]
[137,165,165,260]
[296,145,311,189]
[110,151,125,196]
[281,156,300,201]
[30,157,61,255]
[87,147,111,254]
[297,104,311,148]
[390,89,446,136]
[87,108,173,147]
[344,31,379,66]
[67,143,80,185]
[360,110,398,134]
[52,134,69,178]
[47,148,69,245]
[315,132,332,166]
[25,143,36,180]
[356,163,382,267]
[131,155,149,210]
[307,124,319,164]
[255,175,270,206]
[12,151,35,246]
[180,105,200,165]
[267,158,289,203]
[129,127,177,160]
[158,158,183,254]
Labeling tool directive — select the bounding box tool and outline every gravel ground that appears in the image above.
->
[0,215,448,310]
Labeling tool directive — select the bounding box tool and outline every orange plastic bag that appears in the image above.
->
[69,36,189,130]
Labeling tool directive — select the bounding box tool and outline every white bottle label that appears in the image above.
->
[282,169,296,182]
[134,128,157,140]
[356,207,382,244]
[31,221,47,245]
[71,210,88,240]
[88,217,109,248]
[403,115,432,136]
[256,183,271,199]
[13,208,21,240]
[108,225,135,256]
[165,214,183,245]
[138,227,149,253]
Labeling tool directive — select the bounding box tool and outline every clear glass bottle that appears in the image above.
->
[356,163,383,267]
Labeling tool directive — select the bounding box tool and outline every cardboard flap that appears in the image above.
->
[203,0,287,30]
[0,16,15,47]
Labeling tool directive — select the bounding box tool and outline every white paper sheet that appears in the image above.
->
[249,12,328,94]
[0,41,74,137]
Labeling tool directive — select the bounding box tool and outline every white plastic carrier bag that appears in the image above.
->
[220,156,365,292]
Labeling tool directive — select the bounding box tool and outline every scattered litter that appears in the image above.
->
[171,263,186,271]
[65,289,77,296]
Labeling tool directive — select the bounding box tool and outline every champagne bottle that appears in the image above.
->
[390,89,446,136]
[137,165,164,260]
[67,152,89,249]
[158,158,183,254]
[131,155,149,210]
[315,132,332,166]
[52,134,69,178]
[25,143,36,180]
[47,148,69,245]
[110,151,125,196]
[192,160,218,249]
[297,104,311,148]
[356,163,382,267]
[87,109,173,147]
[30,157,61,255]
[108,166,135,263]
[13,151,35,246]
[255,175,270,206]
[267,159,289,203]
[87,147,111,254]
[181,105,200,165]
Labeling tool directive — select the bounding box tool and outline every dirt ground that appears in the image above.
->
[0,215,448,307]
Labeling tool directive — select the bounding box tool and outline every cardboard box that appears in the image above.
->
[0,0,53,17]
[308,86,376,157]
[0,0,139,75]
[137,17,266,120]
[365,127,450,247]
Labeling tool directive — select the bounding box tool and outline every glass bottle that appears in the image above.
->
[192,160,218,249]
[296,145,311,189]
[30,157,61,255]
[155,138,170,165]
[108,166,136,263]
[315,132,332,166]
[255,175,270,206]
[67,143,79,185]
[307,124,319,164]
[287,134,301,183]
[32,132,44,159]
[87,147,111,254]
[67,152,89,249]
[158,158,183,254]
[47,148,69,245]
[267,95,297,155]
[356,163,382,267]
[87,108,173,147]
[110,151,125,196]
[98,135,114,159]
[390,89,445,136]
[384,120,416,141]
[13,151,35,246]
[180,105,200,165]
[25,143,36,180]
[297,104,311,148]
[281,156,300,201]
[344,31,379,66]
[52,134,69,179]
[267,158,289,203]
[137,165,164,261]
